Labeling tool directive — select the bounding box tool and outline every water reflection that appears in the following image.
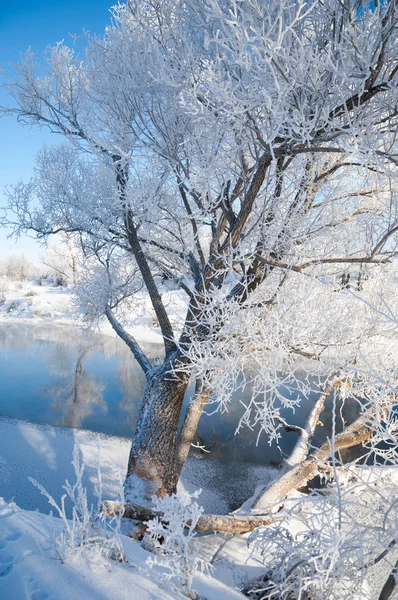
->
[44,348,106,429]
[0,324,361,468]
[0,323,162,439]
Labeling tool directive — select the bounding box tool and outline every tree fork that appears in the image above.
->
[115,408,376,535]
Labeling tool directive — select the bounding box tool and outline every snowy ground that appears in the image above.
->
[0,416,274,598]
[0,497,247,600]
[0,280,76,323]
[0,415,280,600]
[2,417,397,599]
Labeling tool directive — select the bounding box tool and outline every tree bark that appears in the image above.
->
[378,557,398,600]
[125,352,190,503]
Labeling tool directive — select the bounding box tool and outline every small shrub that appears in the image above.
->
[145,490,207,599]
[0,292,6,307]
[29,440,125,566]
[25,290,38,297]
[56,275,68,287]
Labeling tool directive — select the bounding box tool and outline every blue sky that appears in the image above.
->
[0,0,113,261]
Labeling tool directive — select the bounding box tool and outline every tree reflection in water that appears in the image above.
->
[44,348,106,429]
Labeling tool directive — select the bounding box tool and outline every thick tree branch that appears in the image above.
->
[256,255,389,273]
[175,379,212,475]
[284,377,341,468]
[222,152,272,251]
[124,208,176,355]
[176,175,206,267]
[378,557,398,600]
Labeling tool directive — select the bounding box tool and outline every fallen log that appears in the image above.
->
[253,411,373,510]
[103,500,278,534]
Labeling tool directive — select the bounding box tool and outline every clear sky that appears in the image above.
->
[0,0,113,262]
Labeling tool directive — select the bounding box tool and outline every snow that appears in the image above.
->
[0,282,75,323]
[0,416,128,516]
[0,497,245,600]
[0,416,279,599]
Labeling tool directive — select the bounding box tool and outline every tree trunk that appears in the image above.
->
[125,353,190,503]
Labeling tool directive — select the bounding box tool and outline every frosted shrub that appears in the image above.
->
[145,490,205,599]
[29,440,125,565]
[247,493,373,600]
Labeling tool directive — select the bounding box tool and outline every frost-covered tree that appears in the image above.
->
[2,253,34,281]
[40,232,84,286]
[2,0,398,535]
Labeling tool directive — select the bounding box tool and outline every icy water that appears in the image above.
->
[0,323,361,469]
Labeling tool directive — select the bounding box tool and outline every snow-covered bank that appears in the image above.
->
[0,281,187,344]
[0,282,75,323]
[0,497,245,600]
[0,416,251,600]
[0,416,277,598]
[1,415,397,600]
